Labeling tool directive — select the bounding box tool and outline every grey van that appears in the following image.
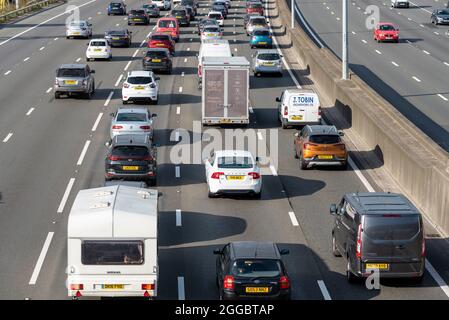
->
[330,192,425,283]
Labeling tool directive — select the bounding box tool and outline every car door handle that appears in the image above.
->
[395,245,405,249]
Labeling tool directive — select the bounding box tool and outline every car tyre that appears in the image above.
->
[122,99,128,104]
[332,233,342,257]
[55,92,60,99]
[253,192,261,199]
[299,153,308,170]
[346,260,358,283]
[341,161,348,170]
[147,178,157,187]
[208,188,217,198]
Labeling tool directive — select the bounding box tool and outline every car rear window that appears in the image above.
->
[172,10,186,15]
[130,10,145,14]
[253,29,270,36]
[81,241,144,265]
[147,50,168,58]
[110,3,122,7]
[204,27,220,32]
[379,25,395,31]
[209,13,222,19]
[437,10,449,14]
[116,112,147,122]
[70,22,85,27]
[127,76,153,84]
[364,215,421,240]
[57,68,86,77]
[251,18,266,25]
[90,41,106,46]
[231,259,281,278]
[158,20,177,28]
[257,53,280,60]
[249,3,262,8]
[217,156,253,169]
[112,146,150,157]
[309,135,341,144]
[108,30,126,36]
[151,34,170,41]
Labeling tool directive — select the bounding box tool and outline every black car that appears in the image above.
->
[108,1,126,15]
[128,9,150,25]
[143,4,160,18]
[212,3,228,18]
[214,241,291,300]
[197,18,219,35]
[170,8,190,26]
[181,0,199,10]
[104,29,132,47]
[183,5,195,21]
[142,48,173,74]
[105,134,158,186]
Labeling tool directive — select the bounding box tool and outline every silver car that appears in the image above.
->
[66,20,92,39]
[253,49,282,76]
[110,107,157,140]
[246,16,268,36]
[54,64,95,99]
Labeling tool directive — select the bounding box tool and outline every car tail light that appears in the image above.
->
[142,283,155,290]
[211,172,224,179]
[279,276,290,289]
[335,143,346,151]
[421,237,426,257]
[223,275,234,290]
[143,155,153,161]
[303,142,318,149]
[143,291,151,297]
[75,291,82,297]
[108,155,121,161]
[248,172,260,179]
[123,83,130,88]
[70,284,83,290]
[356,224,362,259]
[112,125,123,129]
[140,125,151,130]
[283,107,288,116]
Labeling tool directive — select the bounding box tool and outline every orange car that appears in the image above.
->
[156,17,179,42]
[294,125,347,170]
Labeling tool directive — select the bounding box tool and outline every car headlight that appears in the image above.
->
[438,17,443,21]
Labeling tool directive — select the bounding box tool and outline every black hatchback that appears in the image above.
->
[142,48,172,74]
[104,29,132,47]
[128,9,150,25]
[214,241,291,300]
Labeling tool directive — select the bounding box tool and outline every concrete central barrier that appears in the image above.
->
[274,0,449,235]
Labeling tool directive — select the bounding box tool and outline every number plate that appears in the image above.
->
[259,42,267,44]
[263,62,274,66]
[226,175,244,180]
[122,166,139,170]
[290,115,303,120]
[152,59,162,62]
[219,119,231,124]
[103,284,125,290]
[94,48,102,51]
[112,37,120,40]
[317,155,333,160]
[366,263,389,270]
[156,43,164,46]
[134,86,145,90]
[73,32,80,35]
[64,80,77,85]
[245,287,269,293]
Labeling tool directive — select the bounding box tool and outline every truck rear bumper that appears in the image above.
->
[202,119,249,125]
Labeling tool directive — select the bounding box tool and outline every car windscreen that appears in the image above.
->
[112,146,150,157]
[146,50,168,57]
[231,259,281,278]
[130,10,145,14]
[257,53,280,60]
[57,68,86,77]
[379,25,395,31]
[151,34,170,41]
[213,4,225,8]
[249,3,262,8]
[217,156,253,169]
[437,10,449,14]
[110,3,122,7]
[70,22,85,27]
[309,135,341,144]
[116,112,147,122]
[90,41,106,46]
[172,10,186,15]
[107,30,126,36]
[209,13,222,19]
[251,18,266,25]
[81,241,144,265]
[127,76,153,84]
[204,27,220,32]
[182,0,194,4]
[253,29,270,36]
[158,20,177,28]
[364,215,421,240]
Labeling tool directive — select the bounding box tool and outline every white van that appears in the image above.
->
[197,39,232,88]
[276,89,321,128]
[67,185,158,299]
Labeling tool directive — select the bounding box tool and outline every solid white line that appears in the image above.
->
[176,106,181,114]
[375,50,382,54]
[391,61,399,67]
[46,87,52,93]
[179,87,183,93]
[317,280,332,300]
[177,276,185,300]
[293,4,324,48]
[77,140,91,165]
[362,39,367,44]
[257,132,263,140]
[132,49,139,57]
[444,62,449,67]
[57,178,75,213]
[351,31,356,35]
[124,61,132,71]
[4,70,11,75]
[26,107,35,116]
[175,166,180,178]
[181,72,185,77]
[28,232,54,285]
[347,158,375,192]
[24,57,30,61]
[288,211,299,226]
[175,130,180,142]
[425,259,449,298]
[438,94,448,101]
[115,74,123,87]
[3,132,13,143]
[405,40,412,44]
[140,39,146,47]
[423,50,430,55]
[412,76,421,82]
[176,209,182,226]
[269,164,278,176]
[76,57,81,62]
[104,92,114,106]
[409,2,432,14]
[39,46,45,51]
[91,112,103,131]
[249,106,254,113]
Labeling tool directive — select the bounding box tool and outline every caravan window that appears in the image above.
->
[81,241,144,265]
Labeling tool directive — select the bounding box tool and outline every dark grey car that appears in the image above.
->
[142,48,172,74]
[54,64,95,99]
[330,192,425,283]
[431,9,449,24]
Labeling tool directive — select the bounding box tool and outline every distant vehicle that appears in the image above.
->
[105,134,158,185]
[122,70,160,105]
[330,192,426,283]
[294,125,347,170]
[107,1,127,15]
[156,17,180,42]
[181,0,199,11]
[214,241,291,300]
[109,106,157,140]
[104,29,132,47]
[246,16,269,36]
[252,49,283,76]
[215,0,230,9]
[198,18,220,35]
[86,38,112,61]
[67,185,159,299]
[54,64,95,99]
[201,25,222,41]
[143,48,173,74]
[205,150,262,198]
[153,0,171,10]
[374,22,399,43]
[142,3,160,18]
[66,20,92,39]
[128,9,150,25]
[211,3,228,18]
[250,28,272,48]
[276,89,321,128]
[207,11,224,26]
[243,12,260,29]
[170,7,190,26]
[431,9,449,25]
[197,39,232,87]
[246,2,264,15]
[148,32,176,55]
[391,0,409,8]
[183,5,196,21]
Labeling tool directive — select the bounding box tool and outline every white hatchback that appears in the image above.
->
[86,39,112,61]
[66,20,92,39]
[205,150,262,198]
[201,25,222,41]
[122,71,160,104]
[207,11,224,26]
[153,0,171,10]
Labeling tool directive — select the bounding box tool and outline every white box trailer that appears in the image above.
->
[67,185,158,299]
[202,56,250,125]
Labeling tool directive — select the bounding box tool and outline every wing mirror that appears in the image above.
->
[330,204,337,215]
[294,132,299,138]
[152,113,157,118]
[155,77,160,81]
[152,143,160,147]
[338,131,345,136]
[275,97,280,102]
[105,141,111,148]
[110,112,115,117]
[90,70,95,74]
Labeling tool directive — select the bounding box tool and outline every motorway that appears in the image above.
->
[294,0,449,151]
[0,0,448,300]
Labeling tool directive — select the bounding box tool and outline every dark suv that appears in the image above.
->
[128,9,150,25]
[170,8,190,26]
[214,241,291,300]
[142,48,173,74]
[105,134,157,186]
[330,192,425,283]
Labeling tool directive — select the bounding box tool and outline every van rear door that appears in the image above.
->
[288,93,319,122]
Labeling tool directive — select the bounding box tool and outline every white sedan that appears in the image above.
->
[86,38,112,61]
[201,25,222,41]
[122,70,160,104]
[153,0,171,10]
[205,150,262,198]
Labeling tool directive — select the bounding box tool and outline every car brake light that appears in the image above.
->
[248,172,260,179]
[70,284,83,290]
[303,142,318,149]
[123,83,130,88]
[283,107,288,116]
[223,275,234,290]
[140,125,151,130]
[108,155,121,161]
[142,284,155,290]
[335,143,346,151]
[356,224,362,259]
[421,237,426,257]
[279,276,290,289]
[112,125,123,129]
[211,172,224,179]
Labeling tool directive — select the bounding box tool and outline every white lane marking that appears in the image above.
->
[438,94,448,101]
[358,7,361,9]
[351,31,356,35]
[24,57,30,61]
[179,87,183,93]
[190,38,193,42]
[116,23,120,27]
[181,72,185,77]
[184,58,187,62]
[257,132,263,140]
[76,140,91,165]
[409,2,432,14]
[331,11,334,14]
[175,166,180,178]
[288,211,299,226]
[175,130,180,142]
[412,76,421,82]
[425,259,449,298]
[28,232,54,285]
[26,107,35,116]
[97,11,101,14]
[420,24,425,27]
[132,49,139,57]
[124,61,132,71]
[104,92,114,107]
[91,112,103,131]
[317,280,332,300]
[76,57,81,62]
[434,31,440,35]
[249,106,254,113]
[234,48,238,52]
[444,62,449,67]
[177,276,185,300]
[406,40,412,44]
[176,209,182,226]
[176,106,181,114]
[54,37,58,41]
[46,87,52,93]
[347,158,375,192]
[39,46,45,51]
[123,17,127,21]
[408,17,412,21]
[336,17,340,21]
[269,164,278,176]
[57,178,75,213]
[326,6,329,9]
[140,39,146,47]
[3,132,13,143]
[187,47,190,51]
[391,61,399,67]
[423,50,430,55]
[115,74,123,87]
[4,70,11,75]
[88,17,92,20]
[362,39,367,44]
[375,50,382,54]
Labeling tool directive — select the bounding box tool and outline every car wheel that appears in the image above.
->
[299,153,308,170]
[346,260,358,283]
[122,100,128,104]
[253,192,261,199]
[147,178,157,187]
[55,92,60,99]
[341,161,348,170]
[332,233,342,257]
[208,189,217,198]
[294,146,299,159]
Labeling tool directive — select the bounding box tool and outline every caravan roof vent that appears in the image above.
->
[90,202,111,209]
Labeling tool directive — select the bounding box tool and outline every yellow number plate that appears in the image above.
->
[122,166,139,170]
[94,49,102,51]
[290,115,303,120]
[64,80,77,85]
[156,43,164,46]
[259,42,267,44]
[134,86,145,90]
[152,59,162,62]
[263,62,274,66]
[112,37,120,40]
[103,284,124,290]
[219,119,231,124]
[245,287,269,293]
[366,263,389,270]
[318,155,333,160]
[73,32,80,35]
[227,175,244,180]
[176,16,181,18]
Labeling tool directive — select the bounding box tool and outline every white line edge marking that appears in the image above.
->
[26,107,35,116]
[347,158,375,192]
[46,87,52,93]
[4,70,11,75]
[132,49,139,57]
[124,61,132,71]
[57,178,75,213]
[317,280,332,300]
[437,94,448,101]
[28,232,54,285]
[104,92,114,107]
[257,131,263,140]
[3,132,13,143]
[115,74,123,87]
[24,57,30,61]
[425,259,449,298]
[77,140,91,166]
[409,2,432,14]
[175,166,180,178]
[176,106,181,114]
[288,211,299,226]
[176,209,182,226]
[177,276,185,300]
[391,61,399,67]
[92,112,103,131]
[293,4,325,48]
[269,164,278,176]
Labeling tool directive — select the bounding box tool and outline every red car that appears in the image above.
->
[148,32,175,55]
[246,2,264,16]
[156,17,179,42]
[374,22,399,43]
